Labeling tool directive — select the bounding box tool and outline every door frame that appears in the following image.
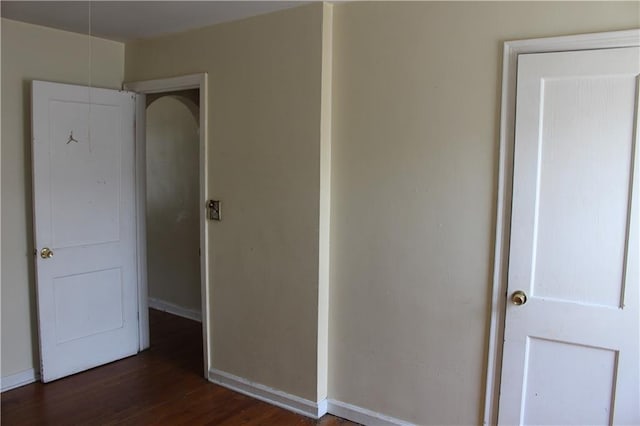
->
[483,29,640,426]
[123,73,210,377]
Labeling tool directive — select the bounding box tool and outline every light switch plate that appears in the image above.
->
[207,200,221,221]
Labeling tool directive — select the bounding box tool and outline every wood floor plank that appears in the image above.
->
[1,309,359,425]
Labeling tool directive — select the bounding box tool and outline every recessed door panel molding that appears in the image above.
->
[53,267,124,344]
[498,46,640,425]
[522,338,618,426]
[32,81,139,382]
[50,101,122,249]
[531,74,637,308]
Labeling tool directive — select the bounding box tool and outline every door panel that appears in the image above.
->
[533,75,635,307]
[49,101,122,248]
[522,338,617,426]
[53,267,124,343]
[498,47,640,425]
[32,81,139,382]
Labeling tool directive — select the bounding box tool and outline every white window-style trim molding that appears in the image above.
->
[124,74,206,94]
[484,29,640,426]
[1,369,40,393]
[124,73,211,378]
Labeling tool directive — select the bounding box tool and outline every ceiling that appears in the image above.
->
[0,1,309,42]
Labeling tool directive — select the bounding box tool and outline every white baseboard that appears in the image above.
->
[327,399,415,426]
[148,297,201,322]
[208,368,413,425]
[1,366,411,425]
[1,368,40,392]
[208,368,327,419]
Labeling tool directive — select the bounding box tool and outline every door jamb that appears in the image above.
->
[123,73,210,377]
[483,29,640,426]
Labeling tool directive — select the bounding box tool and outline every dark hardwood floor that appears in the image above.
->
[1,309,357,425]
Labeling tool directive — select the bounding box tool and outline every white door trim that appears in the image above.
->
[484,29,640,426]
[124,73,210,377]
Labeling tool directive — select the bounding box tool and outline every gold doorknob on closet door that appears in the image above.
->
[40,247,54,259]
[511,290,527,306]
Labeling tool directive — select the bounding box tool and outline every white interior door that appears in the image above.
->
[32,81,139,382]
[498,47,640,425]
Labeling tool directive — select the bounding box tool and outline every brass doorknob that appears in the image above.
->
[40,247,54,259]
[511,290,527,306]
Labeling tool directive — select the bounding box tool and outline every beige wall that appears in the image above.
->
[146,94,201,312]
[328,2,639,424]
[1,18,124,378]
[125,3,324,401]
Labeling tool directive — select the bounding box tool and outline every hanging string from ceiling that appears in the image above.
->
[87,0,93,149]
